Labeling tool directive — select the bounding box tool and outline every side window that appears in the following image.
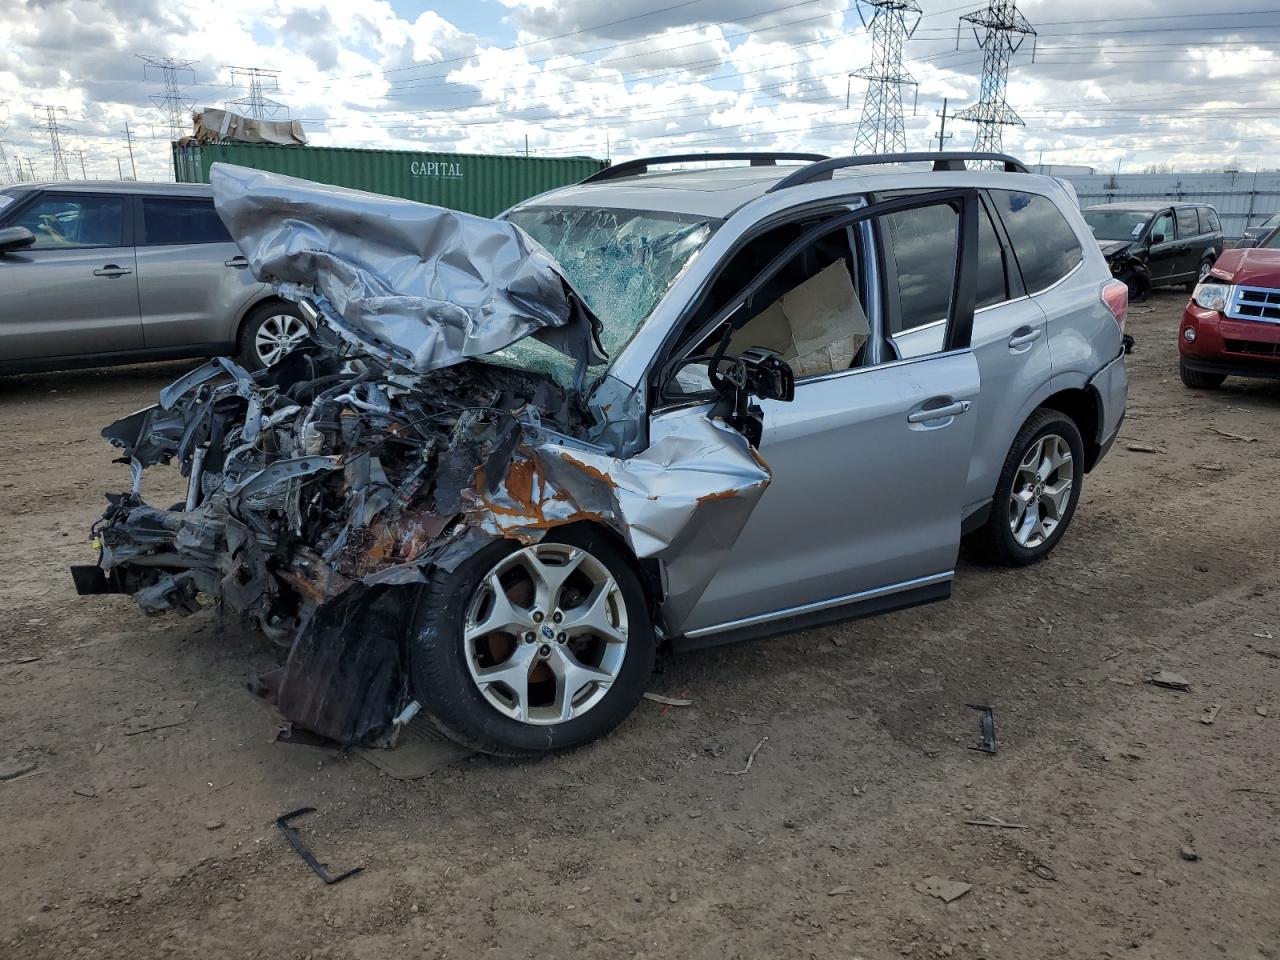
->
[1207,209,1222,233]
[976,204,1008,309]
[882,203,958,333]
[723,225,869,379]
[141,197,232,245]
[990,190,1083,294]
[1197,208,1213,236]
[1176,208,1199,238]
[11,194,125,250]
[1150,212,1175,243]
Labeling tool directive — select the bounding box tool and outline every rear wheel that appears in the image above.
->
[408,529,655,757]
[237,302,309,371]
[1179,360,1226,390]
[1187,256,1215,290]
[966,409,1084,567]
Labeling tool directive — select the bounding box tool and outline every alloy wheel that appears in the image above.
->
[1198,260,1213,282]
[254,314,309,367]
[1008,433,1073,548]
[463,543,629,725]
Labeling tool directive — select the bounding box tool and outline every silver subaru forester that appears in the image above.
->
[76,153,1128,756]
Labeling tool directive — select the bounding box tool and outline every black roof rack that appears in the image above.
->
[767,151,1030,192]
[580,152,830,185]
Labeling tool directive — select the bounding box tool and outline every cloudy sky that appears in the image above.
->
[1,0,1278,182]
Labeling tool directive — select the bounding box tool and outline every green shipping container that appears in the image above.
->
[172,142,608,218]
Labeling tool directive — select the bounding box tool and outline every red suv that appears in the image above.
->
[1179,226,1280,388]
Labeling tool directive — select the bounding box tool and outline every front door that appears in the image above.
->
[651,190,984,639]
[1146,210,1179,284]
[0,192,141,362]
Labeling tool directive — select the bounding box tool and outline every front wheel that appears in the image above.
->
[1179,360,1226,390]
[966,409,1085,566]
[1117,267,1149,302]
[408,529,655,756]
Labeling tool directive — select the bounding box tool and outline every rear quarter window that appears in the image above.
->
[1197,208,1215,235]
[990,190,1083,294]
[141,197,232,245]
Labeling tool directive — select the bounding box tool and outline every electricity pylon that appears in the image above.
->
[139,55,198,142]
[226,67,288,120]
[954,0,1036,154]
[32,105,75,180]
[850,0,922,155]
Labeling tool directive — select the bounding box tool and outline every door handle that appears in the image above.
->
[1008,327,1042,349]
[225,256,248,268]
[908,399,970,423]
[93,265,132,277]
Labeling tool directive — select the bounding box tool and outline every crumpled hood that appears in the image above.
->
[210,164,607,374]
[1097,239,1137,258]
[1207,247,1280,287]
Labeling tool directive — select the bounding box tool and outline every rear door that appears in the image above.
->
[1174,207,1202,280]
[0,191,140,362]
[133,194,258,350]
[653,191,983,639]
[892,190,1052,514]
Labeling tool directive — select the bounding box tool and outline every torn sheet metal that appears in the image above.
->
[467,416,771,628]
[210,164,607,374]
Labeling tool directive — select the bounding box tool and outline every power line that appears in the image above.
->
[850,0,921,153]
[138,55,198,142]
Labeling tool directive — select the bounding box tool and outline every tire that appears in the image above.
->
[1117,268,1149,303]
[236,301,309,372]
[408,528,656,757]
[1179,360,1226,390]
[1187,257,1215,291]
[966,408,1085,567]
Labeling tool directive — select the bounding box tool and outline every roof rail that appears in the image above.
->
[767,151,1030,192]
[580,152,830,185]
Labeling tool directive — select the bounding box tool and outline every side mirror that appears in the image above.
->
[1149,231,1165,245]
[0,226,35,254]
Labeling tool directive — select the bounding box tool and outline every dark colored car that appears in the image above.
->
[1237,211,1280,248]
[1179,224,1280,388]
[1082,202,1223,301]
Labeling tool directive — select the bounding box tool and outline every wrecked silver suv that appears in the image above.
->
[75,152,1128,756]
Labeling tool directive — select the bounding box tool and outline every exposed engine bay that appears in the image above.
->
[72,166,778,748]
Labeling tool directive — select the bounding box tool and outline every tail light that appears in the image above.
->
[1101,279,1128,333]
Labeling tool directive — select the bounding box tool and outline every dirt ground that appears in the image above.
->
[1,290,1277,960]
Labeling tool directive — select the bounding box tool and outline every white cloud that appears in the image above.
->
[1,0,1278,185]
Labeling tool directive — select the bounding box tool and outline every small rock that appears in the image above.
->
[668,890,679,903]
[919,667,936,676]
[912,877,972,903]
[1129,865,1144,875]
[410,903,419,913]
[73,786,96,798]
[0,757,37,781]
[1256,706,1270,718]
[1147,671,1190,691]
[92,742,104,755]
[205,820,225,831]
[688,810,702,819]
[1180,846,1200,862]
[828,885,853,896]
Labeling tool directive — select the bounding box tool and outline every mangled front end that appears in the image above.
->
[73,166,773,748]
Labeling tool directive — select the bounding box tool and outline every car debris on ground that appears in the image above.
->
[1147,671,1191,691]
[70,166,776,750]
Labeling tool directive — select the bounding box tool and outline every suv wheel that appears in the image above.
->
[237,302,309,371]
[1179,360,1226,390]
[967,408,1084,566]
[408,529,655,756]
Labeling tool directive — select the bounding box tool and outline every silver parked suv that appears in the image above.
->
[0,181,307,374]
[76,152,1129,756]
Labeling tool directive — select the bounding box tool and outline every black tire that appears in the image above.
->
[1179,360,1226,390]
[966,408,1085,567]
[408,527,655,757]
[1117,268,1149,303]
[236,301,308,372]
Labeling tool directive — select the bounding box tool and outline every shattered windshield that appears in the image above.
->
[496,205,718,384]
[1083,209,1152,242]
